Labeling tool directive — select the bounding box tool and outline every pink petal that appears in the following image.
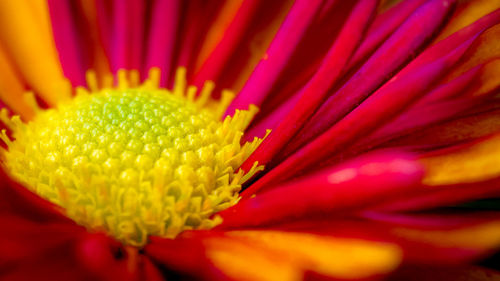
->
[143,0,180,84]
[241,0,377,171]
[192,0,261,87]
[224,152,422,227]
[48,0,86,86]
[224,0,324,115]
[248,37,471,192]
[347,0,427,69]
[290,0,456,152]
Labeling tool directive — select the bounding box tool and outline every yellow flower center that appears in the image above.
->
[1,69,266,246]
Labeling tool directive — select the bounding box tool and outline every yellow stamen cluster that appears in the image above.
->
[1,68,267,246]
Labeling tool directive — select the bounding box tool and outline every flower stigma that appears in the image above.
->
[1,68,267,247]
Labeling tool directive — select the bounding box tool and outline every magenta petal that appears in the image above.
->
[247,37,472,193]
[48,0,86,86]
[111,0,145,71]
[95,0,113,64]
[143,0,180,84]
[373,177,500,212]
[290,0,455,152]
[353,66,483,151]
[192,0,261,87]
[224,152,423,228]
[347,0,427,69]
[241,0,377,171]
[225,0,323,116]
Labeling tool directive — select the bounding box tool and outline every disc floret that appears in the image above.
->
[1,69,266,246]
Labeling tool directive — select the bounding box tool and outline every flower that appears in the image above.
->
[1,0,500,280]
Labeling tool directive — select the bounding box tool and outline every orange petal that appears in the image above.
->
[436,0,500,42]
[0,44,33,119]
[393,221,500,250]
[472,58,500,96]
[204,230,401,281]
[0,0,70,106]
[445,24,500,86]
[420,133,500,185]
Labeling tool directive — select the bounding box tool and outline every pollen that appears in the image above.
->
[1,68,267,247]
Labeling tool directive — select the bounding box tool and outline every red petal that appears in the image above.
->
[192,0,261,87]
[290,0,456,152]
[0,168,69,223]
[348,0,427,70]
[248,38,470,192]
[226,152,422,228]
[225,0,331,115]
[48,0,86,86]
[388,265,500,281]
[143,0,180,85]
[145,234,228,281]
[241,0,378,171]
[277,213,500,264]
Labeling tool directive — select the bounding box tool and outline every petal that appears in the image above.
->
[280,213,500,264]
[0,44,33,119]
[228,152,422,227]
[192,0,261,86]
[203,230,401,281]
[249,38,469,190]
[445,23,500,81]
[143,0,180,85]
[420,133,500,185]
[291,0,455,152]
[348,0,427,69]
[48,0,87,86]
[0,169,69,223]
[436,0,500,41]
[388,265,500,281]
[145,235,226,281]
[372,180,500,213]
[241,0,378,171]
[0,0,70,106]
[111,0,145,71]
[383,103,500,149]
[224,0,324,115]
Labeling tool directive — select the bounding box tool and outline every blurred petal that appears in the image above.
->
[0,45,33,119]
[388,265,500,281]
[204,230,401,281]
[421,133,500,185]
[436,0,500,41]
[0,0,70,105]
[281,213,500,264]
[48,0,87,86]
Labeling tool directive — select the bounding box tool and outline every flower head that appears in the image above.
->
[1,0,500,280]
